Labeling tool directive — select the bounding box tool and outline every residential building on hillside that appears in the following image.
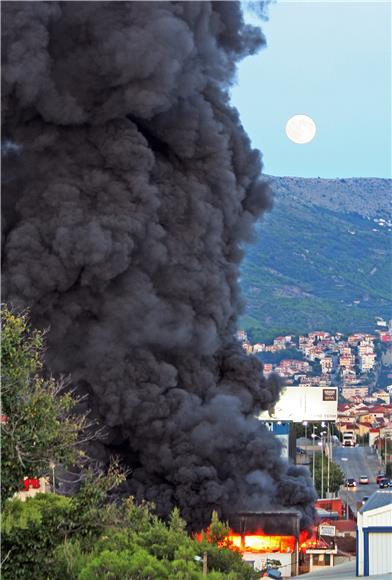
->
[320,356,334,374]
[339,351,355,369]
[359,351,377,371]
[273,336,288,349]
[308,331,330,341]
[242,342,253,354]
[342,385,369,401]
[373,390,390,404]
[236,330,248,342]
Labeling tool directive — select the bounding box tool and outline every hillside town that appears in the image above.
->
[238,318,392,458]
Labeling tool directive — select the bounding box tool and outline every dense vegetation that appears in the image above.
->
[0,307,261,579]
[240,177,391,342]
[1,306,88,506]
[1,480,259,579]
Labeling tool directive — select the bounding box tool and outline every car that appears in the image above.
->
[359,475,369,485]
[376,474,386,484]
[361,496,369,505]
[379,478,390,489]
[346,478,357,488]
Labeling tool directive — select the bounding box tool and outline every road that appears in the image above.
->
[299,559,391,580]
[333,445,382,515]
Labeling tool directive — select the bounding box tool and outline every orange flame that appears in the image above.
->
[226,531,296,553]
[196,527,324,554]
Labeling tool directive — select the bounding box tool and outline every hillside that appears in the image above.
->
[240,176,391,342]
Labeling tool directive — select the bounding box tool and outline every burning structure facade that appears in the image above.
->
[226,511,303,576]
[2,1,316,529]
[208,511,332,576]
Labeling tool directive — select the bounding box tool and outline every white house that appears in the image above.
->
[356,490,392,577]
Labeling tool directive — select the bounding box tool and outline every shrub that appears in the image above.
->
[1,493,73,579]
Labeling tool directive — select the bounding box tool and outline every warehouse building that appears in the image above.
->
[356,490,392,577]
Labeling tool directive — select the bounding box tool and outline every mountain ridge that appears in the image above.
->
[239,176,391,342]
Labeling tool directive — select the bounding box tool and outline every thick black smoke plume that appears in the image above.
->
[2,1,316,530]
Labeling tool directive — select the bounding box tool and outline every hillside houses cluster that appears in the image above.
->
[237,325,391,402]
[336,401,392,449]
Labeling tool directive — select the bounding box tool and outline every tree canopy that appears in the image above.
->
[1,306,260,578]
[1,305,88,504]
[313,452,345,497]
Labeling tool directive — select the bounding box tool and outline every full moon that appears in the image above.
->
[286,114,316,144]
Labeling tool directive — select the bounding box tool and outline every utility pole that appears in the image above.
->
[203,552,208,577]
[49,461,56,493]
[312,425,316,485]
[321,435,324,500]
[327,424,331,498]
[341,457,349,520]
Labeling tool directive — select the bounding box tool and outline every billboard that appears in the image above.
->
[260,386,338,422]
[319,525,336,537]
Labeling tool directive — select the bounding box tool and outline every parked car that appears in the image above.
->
[376,474,386,484]
[378,478,390,489]
[346,478,357,488]
[359,475,369,485]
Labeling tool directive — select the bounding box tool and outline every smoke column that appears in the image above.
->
[2,1,316,529]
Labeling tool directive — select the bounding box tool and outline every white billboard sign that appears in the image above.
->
[259,386,338,422]
[319,525,336,537]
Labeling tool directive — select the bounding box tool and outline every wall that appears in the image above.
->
[357,501,392,576]
[242,551,293,577]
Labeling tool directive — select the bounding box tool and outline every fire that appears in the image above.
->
[226,531,296,553]
[196,527,324,555]
[224,529,324,554]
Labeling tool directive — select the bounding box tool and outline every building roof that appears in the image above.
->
[359,490,392,513]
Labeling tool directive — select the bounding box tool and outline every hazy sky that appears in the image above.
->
[231,1,391,178]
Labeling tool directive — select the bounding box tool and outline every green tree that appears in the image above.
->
[1,461,127,579]
[51,507,258,579]
[1,305,89,504]
[2,492,259,579]
[1,493,74,578]
[313,452,345,497]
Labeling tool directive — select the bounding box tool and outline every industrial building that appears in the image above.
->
[227,510,302,577]
[356,490,392,577]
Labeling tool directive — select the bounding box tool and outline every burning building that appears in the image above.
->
[2,1,316,530]
[226,511,303,576]
[216,511,338,576]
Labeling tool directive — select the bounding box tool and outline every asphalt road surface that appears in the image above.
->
[299,559,391,580]
[333,445,382,515]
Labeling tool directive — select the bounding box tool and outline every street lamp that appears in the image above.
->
[326,423,332,498]
[384,435,391,473]
[311,425,319,485]
[311,431,327,498]
[340,457,349,520]
[303,421,308,440]
[320,431,327,499]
